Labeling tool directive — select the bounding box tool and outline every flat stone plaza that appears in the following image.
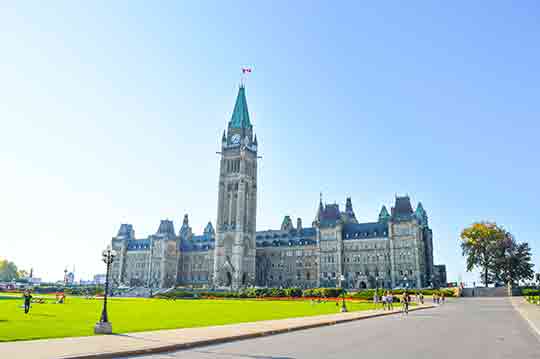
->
[127,298,540,359]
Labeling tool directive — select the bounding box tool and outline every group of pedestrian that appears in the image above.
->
[380,291,394,310]
[432,292,445,304]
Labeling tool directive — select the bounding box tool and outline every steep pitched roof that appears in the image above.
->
[116,224,134,239]
[392,196,413,216]
[156,220,175,236]
[228,85,252,129]
[343,222,389,239]
[319,203,341,227]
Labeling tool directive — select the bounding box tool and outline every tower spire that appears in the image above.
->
[229,85,252,129]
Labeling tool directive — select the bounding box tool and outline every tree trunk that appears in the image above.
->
[484,267,488,288]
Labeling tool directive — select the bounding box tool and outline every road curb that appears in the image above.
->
[63,305,435,359]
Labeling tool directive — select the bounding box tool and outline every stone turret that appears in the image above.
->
[343,197,358,224]
[415,202,428,226]
[204,221,215,236]
[179,214,192,239]
[281,215,294,231]
[297,217,303,231]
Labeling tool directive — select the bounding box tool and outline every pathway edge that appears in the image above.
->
[62,305,435,359]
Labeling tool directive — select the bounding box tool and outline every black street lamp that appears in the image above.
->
[94,246,117,334]
[339,274,347,312]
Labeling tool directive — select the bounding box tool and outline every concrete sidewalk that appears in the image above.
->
[511,296,540,338]
[0,305,434,359]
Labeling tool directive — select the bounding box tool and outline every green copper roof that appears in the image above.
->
[415,202,425,213]
[378,205,390,222]
[229,86,252,129]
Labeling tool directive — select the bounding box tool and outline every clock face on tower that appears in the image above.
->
[230,134,241,144]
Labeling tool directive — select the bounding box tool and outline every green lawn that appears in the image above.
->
[0,295,377,342]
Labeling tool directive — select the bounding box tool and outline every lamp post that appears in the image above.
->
[94,246,117,334]
[375,276,381,306]
[339,274,347,312]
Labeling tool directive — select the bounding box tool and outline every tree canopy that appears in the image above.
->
[0,259,20,282]
[460,222,534,287]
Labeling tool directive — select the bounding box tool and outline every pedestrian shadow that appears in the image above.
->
[30,313,56,318]
[111,333,163,343]
[192,351,294,359]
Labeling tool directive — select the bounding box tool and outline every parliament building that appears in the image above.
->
[110,85,445,290]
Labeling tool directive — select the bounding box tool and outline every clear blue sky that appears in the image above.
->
[1,2,539,283]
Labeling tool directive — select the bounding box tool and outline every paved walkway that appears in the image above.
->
[128,298,540,359]
[0,305,432,359]
[511,296,540,338]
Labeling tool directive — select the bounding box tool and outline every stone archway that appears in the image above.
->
[359,281,367,289]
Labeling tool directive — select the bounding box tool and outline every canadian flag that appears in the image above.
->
[242,67,252,74]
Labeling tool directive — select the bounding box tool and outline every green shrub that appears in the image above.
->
[302,288,344,298]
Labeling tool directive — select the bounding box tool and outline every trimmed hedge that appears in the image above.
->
[155,290,199,299]
[154,287,455,300]
[351,288,455,299]
[15,286,105,295]
[522,288,540,296]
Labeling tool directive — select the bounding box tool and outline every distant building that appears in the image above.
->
[433,264,447,287]
[93,274,106,285]
[28,277,41,285]
[64,272,75,285]
[110,85,446,290]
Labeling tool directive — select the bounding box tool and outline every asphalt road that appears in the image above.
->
[129,298,540,359]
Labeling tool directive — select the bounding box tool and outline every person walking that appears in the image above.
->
[387,291,393,310]
[381,292,387,310]
[23,290,32,314]
[419,293,424,304]
[402,291,410,315]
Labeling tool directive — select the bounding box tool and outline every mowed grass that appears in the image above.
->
[0,295,377,342]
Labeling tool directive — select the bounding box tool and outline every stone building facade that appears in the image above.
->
[110,85,444,290]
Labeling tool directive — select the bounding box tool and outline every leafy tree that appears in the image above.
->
[460,222,505,287]
[0,259,20,282]
[491,232,534,285]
